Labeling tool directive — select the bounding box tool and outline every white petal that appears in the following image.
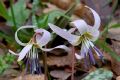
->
[17,44,33,61]
[75,53,83,60]
[35,29,51,47]
[80,43,89,57]
[87,27,100,41]
[15,26,36,46]
[40,45,70,52]
[48,23,79,46]
[70,20,88,35]
[9,50,19,56]
[85,6,101,29]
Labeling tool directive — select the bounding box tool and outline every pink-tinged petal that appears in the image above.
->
[48,23,79,46]
[85,6,101,29]
[68,28,76,33]
[75,53,83,60]
[40,45,70,52]
[70,20,88,35]
[17,44,33,61]
[15,26,36,46]
[9,50,19,56]
[35,29,51,47]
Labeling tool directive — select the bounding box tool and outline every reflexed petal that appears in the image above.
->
[15,26,36,46]
[35,29,51,47]
[9,50,19,56]
[85,6,101,29]
[70,20,88,35]
[48,23,79,45]
[18,44,33,61]
[40,45,70,52]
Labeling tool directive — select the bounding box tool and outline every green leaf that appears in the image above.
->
[32,0,42,13]
[82,68,113,80]
[109,23,120,28]
[0,0,10,20]
[96,40,120,61]
[48,10,70,24]
[7,0,31,27]
[4,54,15,64]
[32,10,70,29]
[37,14,49,29]
[55,3,76,27]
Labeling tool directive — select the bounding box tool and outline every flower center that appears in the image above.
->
[77,32,93,44]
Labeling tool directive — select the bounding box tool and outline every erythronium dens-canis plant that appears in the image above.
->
[9,26,70,74]
[48,6,104,66]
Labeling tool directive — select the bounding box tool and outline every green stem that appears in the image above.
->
[10,0,17,31]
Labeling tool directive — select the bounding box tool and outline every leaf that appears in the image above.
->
[48,10,70,24]
[12,74,45,80]
[7,0,31,27]
[96,40,120,61]
[109,23,120,28]
[82,68,113,80]
[0,0,10,20]
[37,14,49,29]
[40,51,72,67]
[55,3,76,27]
[50,70,71,80]
[32,10,70,29]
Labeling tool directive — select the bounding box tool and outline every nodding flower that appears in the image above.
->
[9,26,70,74]
[48,6,104,65]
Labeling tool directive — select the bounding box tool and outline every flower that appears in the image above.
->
[48,6,104,65]
[9,25,70,74]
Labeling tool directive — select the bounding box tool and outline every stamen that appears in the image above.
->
[88,48,96,65]
[25,47,42,74]
[93,46,104,62]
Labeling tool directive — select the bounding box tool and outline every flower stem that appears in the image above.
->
[43,46,48,80]
[71,46,75,80]
[10,0,17,31]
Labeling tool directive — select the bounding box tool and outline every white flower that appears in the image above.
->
[48,6,103,64]
[9,26,70,62]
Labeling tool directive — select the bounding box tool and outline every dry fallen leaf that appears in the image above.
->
[74,4,94,26]
[40,52,73,67]
[43,3,58,13]
[108,28,120,41]
[11,74,44,80]
[116,76,120,80]
[50,70,71,80]
[50,0,74,10]
[111,40,120,75]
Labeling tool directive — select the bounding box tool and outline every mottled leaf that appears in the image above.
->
[82,68,113,80]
